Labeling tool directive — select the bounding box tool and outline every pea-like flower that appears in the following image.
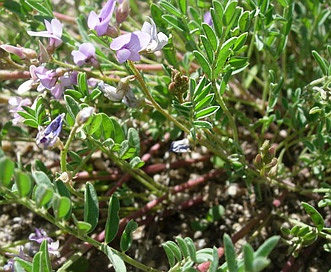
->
[27,19,63,50]
[141,18,168,53]
[8,97,32,125]
[36,113,65,149]
[71,43,99,68]
[170,138,191,153]
[29,228,60,256]
[204,11,212,26]
[110,31,150,63]
[88,0,116,36]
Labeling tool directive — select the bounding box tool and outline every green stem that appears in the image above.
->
[127,60,190,135]
[212,81,239,145]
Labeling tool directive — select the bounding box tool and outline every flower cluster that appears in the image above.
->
[28,228,60,256]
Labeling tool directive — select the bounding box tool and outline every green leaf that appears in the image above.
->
[209,246,219,272]
[202,23,218,51]
[52,194,71,219]
[105,195,120,244]
[184,237,197,262]
[193,120,213,129]
[244,243,254,272]
[0,156,15,188]
[194,94,214,111]
[213,37,238,79]
[32,252,43,272]
[35,184,54,207]
[302,202,324,231]
[24,0,53,16]
[23,119,39,128]
[211,1,224,38]
[109,117,125,143]
[201,35,214,63]
[119,140,136,160]
[223,0,238,26]
[162,14,185,32]
[87,113,103,137]
[128,128,140,156]
[178,0,187,14]
[65,89,84,100]
[175,236,189,258]
[159,0,182,17]
[162,243,176,267]
[55,180,72,219]
[233,32,248,51]
[195,106,219,119]
[14,257,33,272]
[238,10,251,31]
[72,213,92,234]
[101,113,115,139]
[206,204,225,222]
[254,235,280,258]
[129,156,145,169]
[15,170,33,197]
[223,233,238,272]
[39,240,52,272]
[101,244,127,272]
[120,220,138,252]
[252,257,270,272]
[64,95,81,121]
[193,50,212,79]
[78,72,89,97]
[32,170,52,186]
[84,182,99,233]
[312,50,328,76]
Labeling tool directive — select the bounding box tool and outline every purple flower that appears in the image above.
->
[71,43,99,67]
[34,66,57,91]
[51,71,77,99]
[27,19,63,50]
[17,65,40,94]
[110,31,150,63]
[141,18,168,53]
[204,11,212,26]
[36,113,65,149]
[8,97,32,125]
[28,228,60,256]
[170,138,191,153]
[3,247,26,271]
[88,0,116,36]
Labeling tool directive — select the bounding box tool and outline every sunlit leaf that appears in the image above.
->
[120,220,138,252]
[105,195,120,244]
[0,156,15,188]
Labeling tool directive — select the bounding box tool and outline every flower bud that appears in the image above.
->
[116,0,130,24]
[76,107,94,125]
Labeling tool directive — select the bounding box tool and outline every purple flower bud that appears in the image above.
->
[36,113,65,149]
[88,0,116,36]
[110,31,150,63]
[0,44,37,59]
[76,106,94,125]
[27,19,63,50]
[116,0,130,24]
[71,43,99,67]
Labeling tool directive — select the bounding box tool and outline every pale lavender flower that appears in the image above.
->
[51,72,77,99]
[8,97,32,125]
[76,106,94,125]
[71,43,99,67]
[88,0,116,36]
[27,19,63,50]
[204,11,212,26]
[110,31,150,63]
[29,228,60,256]
[0,44,37,59]
[3,247,26,272]
[17,65,39,94]
[34,66,57,91]
[36,113,65,149]
[98,81,124,101]
[141,18,168,53]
